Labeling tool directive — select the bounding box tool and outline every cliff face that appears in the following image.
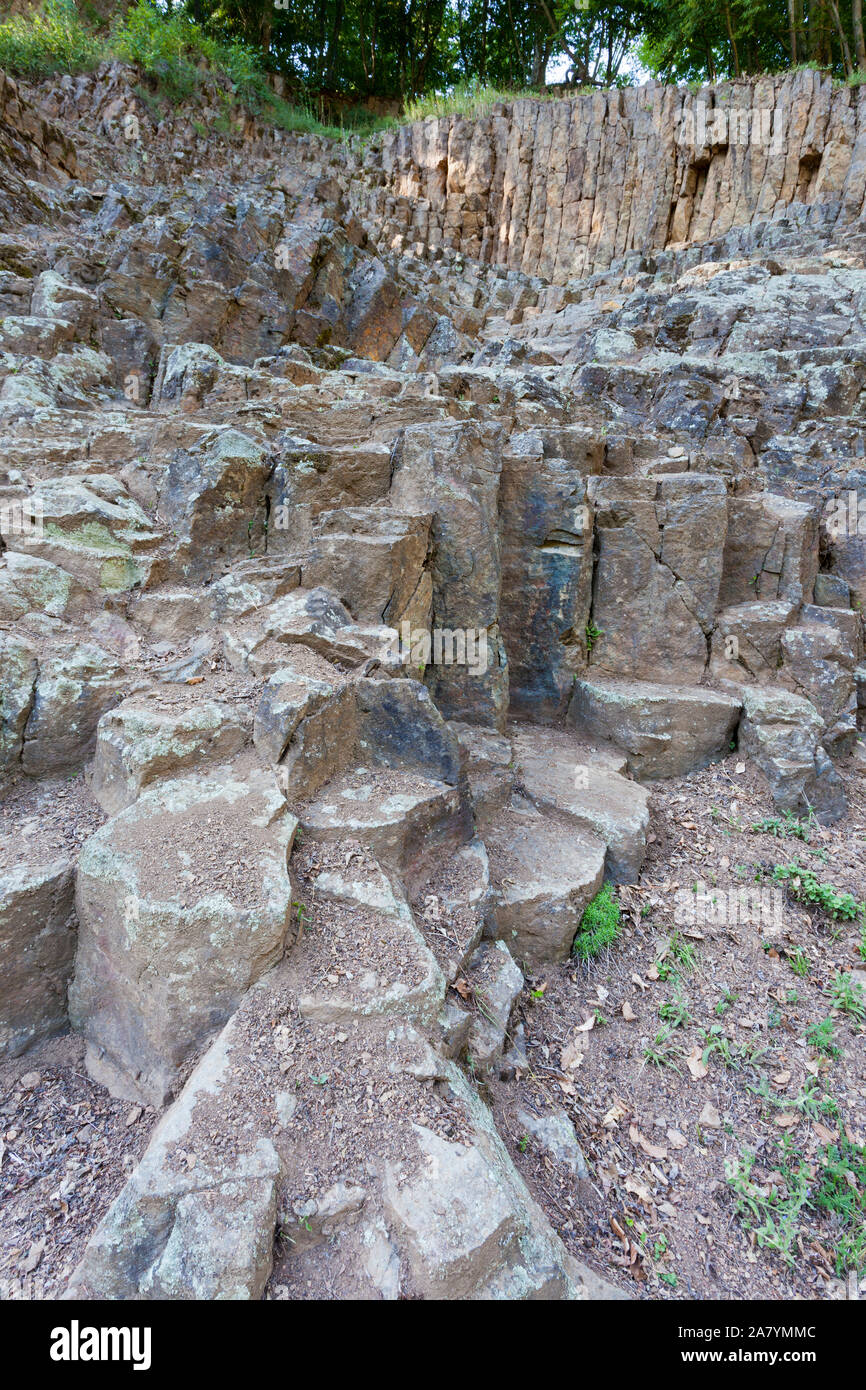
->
[365,70,866,281]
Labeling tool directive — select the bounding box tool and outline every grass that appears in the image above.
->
[727,1128,866,1276]
[403,80,586,124]
[572,881,620,961]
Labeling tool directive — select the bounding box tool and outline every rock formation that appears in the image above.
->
[1,63,864,1300]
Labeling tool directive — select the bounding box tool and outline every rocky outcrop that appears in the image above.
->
[364,71,866,282]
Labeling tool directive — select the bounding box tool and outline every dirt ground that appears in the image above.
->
[487,748,866,1300]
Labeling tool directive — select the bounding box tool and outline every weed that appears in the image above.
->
[773,863,865,923]
[788,948,810,977]
[826,972,866,1021]
[584,619,604,654]
[806,1016,840,1059]
[752,811,813,842]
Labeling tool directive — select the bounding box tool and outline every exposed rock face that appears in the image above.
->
[2,60,865,1303]
[367,72,866,282]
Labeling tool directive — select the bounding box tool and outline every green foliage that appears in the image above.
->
[572,881,620,961]
[826,971,866,1021]
[728,1129,866,1277]
[0,0,101,79]
[805,1016,840,1059]
[773,862,865,923]
[584,619,604,654]
[752,811,812,842]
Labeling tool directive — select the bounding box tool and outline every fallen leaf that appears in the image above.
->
[630,1124,667,1160]
[632,973,648,993]
[666,1129,688,1149]
[452,977,472,1000]
[813,1122,838,1145]
[185,676,205,685]
[603,1100,628,1128]
[773,1070,791,1087]
[646,963,660,981]
[622,1001,637,1021]
[561,1035,587,1071]
[699,1101,721,1128]
[575,1014,596,1033]
[774,1112,798,1128]
[625,1175,653,1204]
[687,1046,709,1080]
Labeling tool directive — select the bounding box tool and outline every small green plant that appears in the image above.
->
[788,948,810,978]
[725,1141,811,1265]
[806,1016,840,1059]
[773,863,865,923]
[572,882,620,961]
[643,1026,682,1071]
[826,972,866,1021]
[669,931,697,973]
[518,1134,529,1153]
[584,619,604,654]
[659,987,691,1029]
[715,988,738,1017]
[752,811,812,842]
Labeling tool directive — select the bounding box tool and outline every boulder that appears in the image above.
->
[69,766,297,1105]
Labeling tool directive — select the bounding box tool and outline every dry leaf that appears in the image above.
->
[773,1070,791,1087]
[687,1046,709,1080]
[603,1100,628,1128]
[186,676,205,685]
[575,1014,596,1033]
[699,1101,721,1128]
[561,1036,588,1071]
[452,977,472,1000]
[813,1122,838,1144]
[630,1123,667,1160]
[622,1001,637,1021]
[646,963,660,981]
[666,1129,688,1150]
[558,1078,577,1097]
[774,1112,798,1128]
[625,1175,653,1204]
[632,973,648,992]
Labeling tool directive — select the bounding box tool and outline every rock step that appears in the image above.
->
[481,802,606,968]
[568,676,742,780]
[300,765,472,891]
[509,723,650,884]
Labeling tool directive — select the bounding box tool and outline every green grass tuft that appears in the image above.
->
[573,881,620,961]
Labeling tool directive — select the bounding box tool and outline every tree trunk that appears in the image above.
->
[788,0,798,63]
[829,0,853,74]
[854,0,866,69]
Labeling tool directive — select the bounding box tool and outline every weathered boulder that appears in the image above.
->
[91,698,248,814]
[69,766,297,1105]
[739,686,847,822]
[482,806,606,966]
[158,427,271,582]
[21,642,122,777]
[510,724,649,883]
[0,633,37,776]
[0,856,76,1058]
[65,1014,281,1300]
